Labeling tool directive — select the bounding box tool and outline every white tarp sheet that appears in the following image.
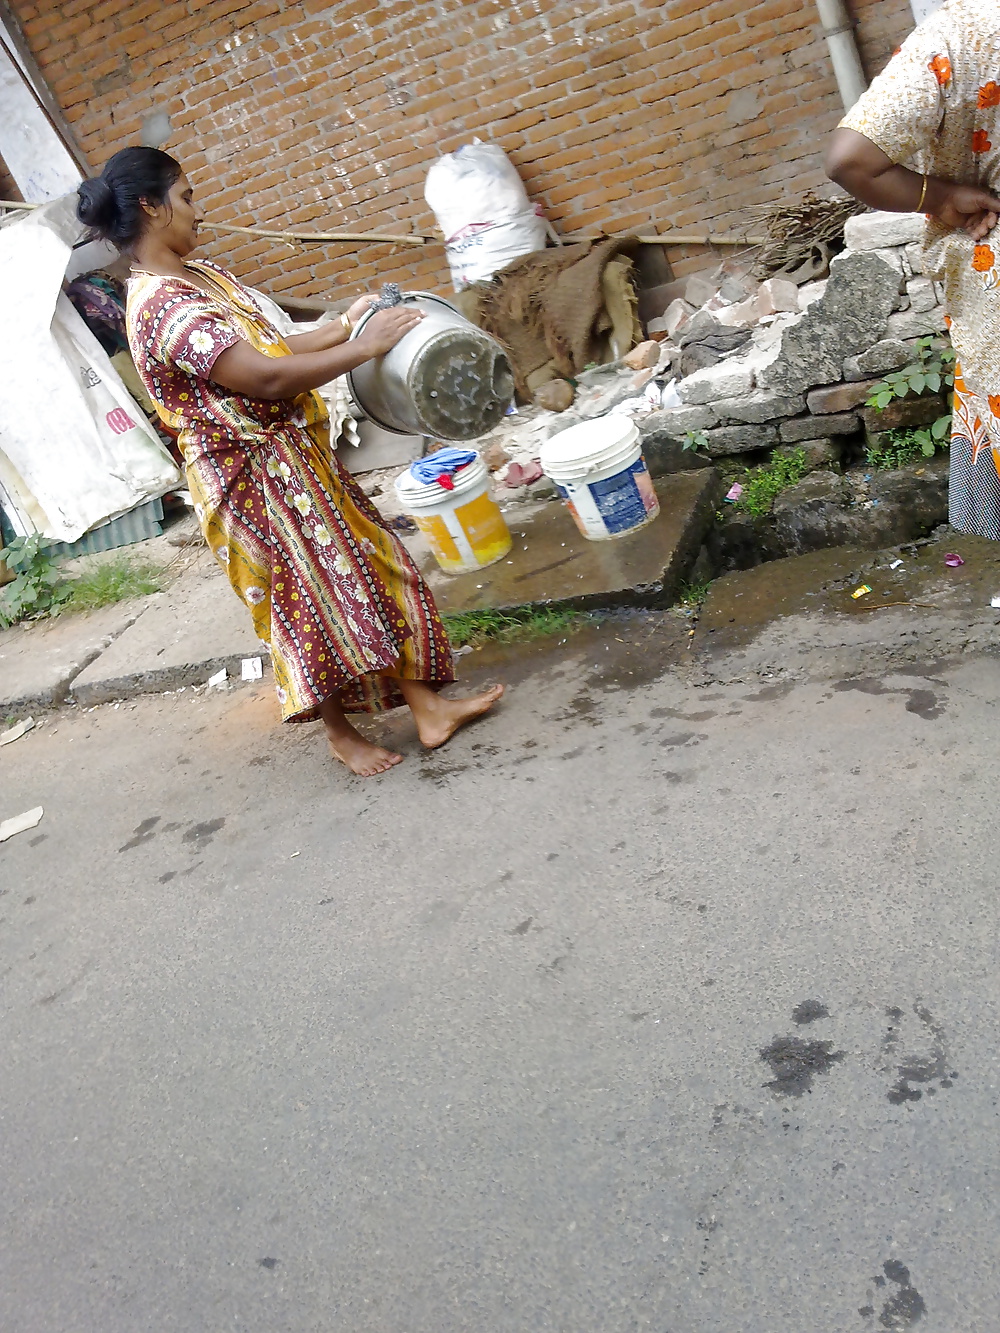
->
[0,195,181,543]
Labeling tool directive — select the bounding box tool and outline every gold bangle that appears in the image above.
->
[340,311,352,333]
[917,174,928,211]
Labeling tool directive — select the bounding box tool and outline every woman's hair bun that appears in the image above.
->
[76,176,116,230]
[75,148,181,250]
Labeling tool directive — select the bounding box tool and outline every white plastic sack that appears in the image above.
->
[424,140,547,290]
[0,196,180,543]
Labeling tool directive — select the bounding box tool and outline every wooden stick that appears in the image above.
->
[560,231,767,246]
[204,221,425,247]
[0,202,765,248]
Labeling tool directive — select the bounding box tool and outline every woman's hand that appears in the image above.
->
[357,306,424,356]
[930,183,1000,238]
[346,293,378,328]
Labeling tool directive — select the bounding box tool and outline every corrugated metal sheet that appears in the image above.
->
[46,497,164,559]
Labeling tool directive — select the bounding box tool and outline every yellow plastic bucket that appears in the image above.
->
[395,454,512,574]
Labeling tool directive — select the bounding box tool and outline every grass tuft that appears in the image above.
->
[443,606,585,648]
[61,556,164,614]
[677,578,712,609]
[734,449,810,518]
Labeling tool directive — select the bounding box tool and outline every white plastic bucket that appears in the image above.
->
[539,418,660,541]
[395,454,512,574]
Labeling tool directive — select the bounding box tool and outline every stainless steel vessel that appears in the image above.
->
[346,291,514,440]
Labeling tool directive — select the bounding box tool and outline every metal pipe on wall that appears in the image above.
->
[815,0,868,112]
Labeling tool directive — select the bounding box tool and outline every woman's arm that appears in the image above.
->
[209,305,423,400]
[283,293,377,354]
[284,320,350,355]
[826,127,1000,240]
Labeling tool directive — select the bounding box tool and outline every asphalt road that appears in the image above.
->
[1,624,998,1332]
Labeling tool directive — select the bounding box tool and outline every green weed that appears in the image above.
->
[734,449,810,518]
[864,416,950,471]
[677,578,712,608]
[443,606,585,648]
[865,336,955,409]
[61,556,164,614]
[0,535,71,628]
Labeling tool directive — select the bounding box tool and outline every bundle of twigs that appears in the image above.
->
[745,191,866,279]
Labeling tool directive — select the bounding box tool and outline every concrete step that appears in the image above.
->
[421,470,722,615]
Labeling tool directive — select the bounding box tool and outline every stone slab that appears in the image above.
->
[860,393,946,433]
[843,210,926,250]
[806,381,878,414]
[757,251,900,396]
[712,391,805,425]
[421,470,723,615]
[780,412,860,442]
[0,602,144,714]
[843,339,911,382]
[702,423,778,456]
[69,565,265,706]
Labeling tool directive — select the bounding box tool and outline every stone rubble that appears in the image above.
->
[463,210,949,507]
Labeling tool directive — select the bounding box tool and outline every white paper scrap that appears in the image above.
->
[241,657,263,682]
[991,595,1000,609]
[889,559,904,570]
[0,806,43,842]
[0,717,34,747]
[207,668,228,689]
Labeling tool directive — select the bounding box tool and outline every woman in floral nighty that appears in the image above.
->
[76,148,502,776]
[827,0,1000,539]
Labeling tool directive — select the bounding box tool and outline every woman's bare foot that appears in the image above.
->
[411,684,505,750]
[320,691,403,777]
[327,726,404,777]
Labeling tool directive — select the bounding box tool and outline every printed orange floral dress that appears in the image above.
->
[126,260,453,720]
[841,0,1000,538]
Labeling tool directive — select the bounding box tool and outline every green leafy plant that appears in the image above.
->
[0,534,72,628]
[61,556,163,613]
[682,429,709,453]
[734,449,810,518]
[443,606,585,648]
[865,416,951,470]
[865,336,955,410]
[677,578,712,608]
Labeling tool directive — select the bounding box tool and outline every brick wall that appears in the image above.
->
[8,0,916,303]
[0,155,23,203]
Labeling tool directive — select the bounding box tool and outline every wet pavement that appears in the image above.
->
[1,594,999,1331]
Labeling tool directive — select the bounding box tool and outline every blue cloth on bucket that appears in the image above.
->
[409,448,478,487]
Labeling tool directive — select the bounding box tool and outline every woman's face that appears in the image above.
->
[148,172,203,256]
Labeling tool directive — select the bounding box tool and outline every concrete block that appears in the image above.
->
[806,381,878,414]
[676,360,755,406]
[713,392,805,425]
[701,423,778,456]
[759,278,799,314]
[779,413,860,442]
[422,470,724,614]
[843,211,926,250]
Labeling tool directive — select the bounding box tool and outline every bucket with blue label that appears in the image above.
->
[539,417,659,541]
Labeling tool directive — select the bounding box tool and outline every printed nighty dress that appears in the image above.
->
[126,260,454,721]
[841,0,1000,539]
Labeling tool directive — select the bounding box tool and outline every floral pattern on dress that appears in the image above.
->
[125,259,454,720]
